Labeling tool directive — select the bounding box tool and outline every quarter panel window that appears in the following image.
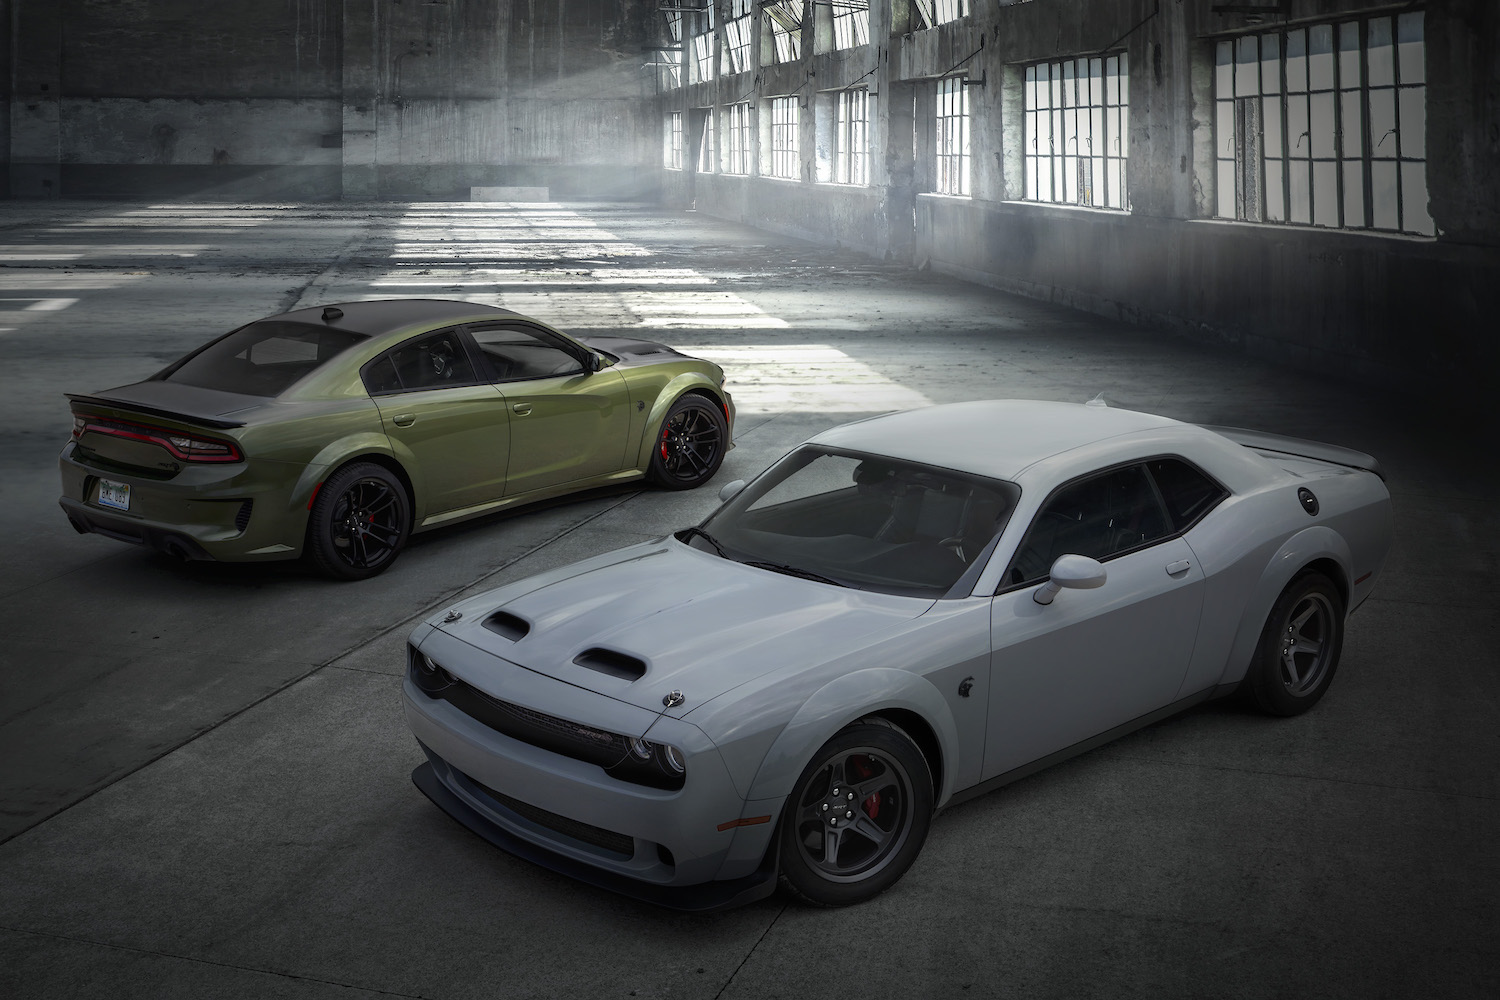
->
[1007,465,1171,586]
[1146,458,1229,532]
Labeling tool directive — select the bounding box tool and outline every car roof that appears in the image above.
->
[275,299,525,338]
[807,399,1209,481]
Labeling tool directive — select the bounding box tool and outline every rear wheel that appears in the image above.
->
[1243,571,1345,716]
[779,720,934,907]
[306,462,410,581]
[648,395,727,490]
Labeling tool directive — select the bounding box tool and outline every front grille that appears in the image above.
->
[234,500,253,533]
[466,772,634,858]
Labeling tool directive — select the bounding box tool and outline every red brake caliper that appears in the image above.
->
[852,756,880,820]
[660,425,671,462]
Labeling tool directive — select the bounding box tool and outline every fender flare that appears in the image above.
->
[634,373,727,469]
[1216,525,1352,687]
[744,667,961,807]
[294,434,413,520]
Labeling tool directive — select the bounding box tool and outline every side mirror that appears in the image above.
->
[718,479,746,502]
[585,353,605,373]
[1033,554,1107,605]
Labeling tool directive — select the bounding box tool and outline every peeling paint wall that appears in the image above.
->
[656,0,1500,397]
[6,0,657,200]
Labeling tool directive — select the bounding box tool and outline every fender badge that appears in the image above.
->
[442,610,463,623]
[663,690,685,708]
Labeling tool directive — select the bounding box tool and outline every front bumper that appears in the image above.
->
[401,627,781,910]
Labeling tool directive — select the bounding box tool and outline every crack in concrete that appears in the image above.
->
[712,900,789,1000]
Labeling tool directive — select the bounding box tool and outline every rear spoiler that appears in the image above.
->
[1201,424,1385,481]
[65,392,246,430]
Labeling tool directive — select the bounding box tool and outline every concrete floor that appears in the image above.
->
[0,201,1494,1000]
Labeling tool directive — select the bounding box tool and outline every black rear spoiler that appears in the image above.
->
[1201,424,1385,481]
[65,393,247,430]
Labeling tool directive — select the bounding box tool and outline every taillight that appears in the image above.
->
[72,414,244,463]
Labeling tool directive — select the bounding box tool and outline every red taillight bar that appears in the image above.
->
[73,414,243,463]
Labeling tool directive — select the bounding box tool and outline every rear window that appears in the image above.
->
[163,322,367,397]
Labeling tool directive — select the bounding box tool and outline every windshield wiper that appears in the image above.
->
[676,526,727,558]
[743,560,849,588]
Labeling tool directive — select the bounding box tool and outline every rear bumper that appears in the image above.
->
[59,498,213,560]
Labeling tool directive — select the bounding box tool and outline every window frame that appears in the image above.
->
[463,322,593,384]
[726,101,753,175]
[666,111,684,170]
[1023,52,1130,210]
[935,75,971,197]
[835,87,871,186]
[769,96,800,180]
[360,327,487,397]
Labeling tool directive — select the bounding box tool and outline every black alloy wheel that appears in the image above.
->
[1243,571,1346,716]
[307,462,411,581]
[779,720,934,907]
[649,395,727,490]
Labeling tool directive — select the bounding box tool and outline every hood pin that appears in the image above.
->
[663,690,685,708]
[442,610,463,623]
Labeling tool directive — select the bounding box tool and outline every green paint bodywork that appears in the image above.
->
[59,305,733,563]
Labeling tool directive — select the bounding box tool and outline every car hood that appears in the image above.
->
[575,335,688,367]
[429,538,931,719]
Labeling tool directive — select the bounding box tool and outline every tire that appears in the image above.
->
[778,720,935,907]
[648,395,727,490]
[1243,571,1345,716]
[306,462,411,581]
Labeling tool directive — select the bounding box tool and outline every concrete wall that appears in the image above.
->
[5,0,658,201]
[653,0,1500,397]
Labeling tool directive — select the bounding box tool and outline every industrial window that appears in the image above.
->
[770,97,800,180]
[1024,54,1129,210]
[724,0,753,75]
[658,11,684,89]
[832,1,869,51]
[766,0,804,63]
[727,102,753,175]
[935,76,970,196]
[698,112,715,173]
[667,112,683,170]
[835,88,870,185]
[691,3,716,84]
[911,0,968,31]
[1213,11,1432,235]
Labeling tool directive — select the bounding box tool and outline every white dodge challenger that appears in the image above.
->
[401,399,1393,909]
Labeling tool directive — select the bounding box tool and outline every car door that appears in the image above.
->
[363,329,509,517]
[981,462,1206,780]
[465,322,632,497]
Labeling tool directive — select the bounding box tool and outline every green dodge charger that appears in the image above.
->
[59,299,734,579]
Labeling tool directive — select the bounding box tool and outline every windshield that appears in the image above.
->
[697,447,1020,598]
[163,321,367,397]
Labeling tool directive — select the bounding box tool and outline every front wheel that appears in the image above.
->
[778,720,934,907]
[1243,571,1345,716]
[306,462,411,581]
[648,395,727,490]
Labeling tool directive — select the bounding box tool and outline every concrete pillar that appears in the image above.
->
[8,0,61,199]
[341,0,379,200]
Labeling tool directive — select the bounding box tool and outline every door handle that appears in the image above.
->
[392,413,415,427]
[1165,559,1191,576]
[511,402,532,415]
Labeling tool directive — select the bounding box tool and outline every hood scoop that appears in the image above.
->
[482,610,530,642]
[572,647,647,682]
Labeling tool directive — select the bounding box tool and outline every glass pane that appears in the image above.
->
[1216,40,1233,97]
[1342,161,1365,228]
[1289,161,1311,223]
[1217,100,1235,158]
[1313,161,1338,226]
[1311,92,1335,158]
[1119,53,1129,106]
[1339,22,1361,89]
[1369,88,1397,155]
[1309,25,1334,91]
[1064,154,1078,202]
[1217,159,1236,218]
[1285,30,1307,93]
[1091,157,1104,206]
[1106,57,1119,103]
[1287,94,1310,158]
[1062,60,1075,107]
[1090,58,1103,104]
[1398,12,1425,85]
[1026,156,1039,200]
[1261,33,1281,94]
[1372,160,1399,229]
[1264,98,1283,157]
[1090,108,1104,154]
[1399,86,1426,158]
[1108,160,1124,209]
[1110,107,1124,155]
[1026,65,1037,108]
[1402,160,1434,234]
[1340,91,1363,157]
[1368,17,1394,87]
[1237,36,1259,97]
[1265,159,1285,221]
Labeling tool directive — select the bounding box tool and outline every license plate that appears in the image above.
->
[97,478,131,511]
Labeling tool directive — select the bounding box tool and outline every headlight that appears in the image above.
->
[409,646,454,692]
[607,736,687,789]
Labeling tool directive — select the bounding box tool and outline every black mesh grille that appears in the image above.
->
[234,500,253,533]
[466,772,634,858]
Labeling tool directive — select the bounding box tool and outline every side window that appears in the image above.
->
[1006,465,1171,586]
[468,325,584,381]
[1147,458,1228,532]
[363,331,478,394]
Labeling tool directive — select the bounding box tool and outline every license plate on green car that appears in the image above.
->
[97,478,130,511]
